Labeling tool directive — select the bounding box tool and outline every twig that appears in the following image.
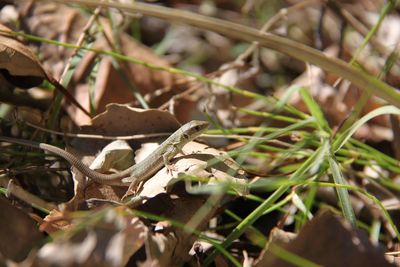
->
[25,121,171,140]
[0,174,56,212]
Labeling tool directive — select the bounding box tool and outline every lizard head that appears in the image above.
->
[180,120,209,141]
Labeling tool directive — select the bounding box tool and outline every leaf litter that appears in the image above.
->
[0,1,400,266]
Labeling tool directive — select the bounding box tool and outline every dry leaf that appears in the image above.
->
[34,209,147,267]
[78,104,181,137]
[129,143,247,266]
[135,141,247,201]
[0,196,44,262]
[0,23,45,88]
[89,140,135,174]
[67,20,186,125]
[13,1,87,78]
[0,23,90,116]
[40,209,72,235]
[255,210,394,267]
[206,65,257,128]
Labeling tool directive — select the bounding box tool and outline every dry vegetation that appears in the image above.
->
[1,0,400,266]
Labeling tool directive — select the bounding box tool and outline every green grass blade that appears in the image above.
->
[349,0,395,65]
[301,181,400,241]
[299,88,330,133]
[333,105,400,152]
[268,243,322,267]
[204,139,330,265]
[328,155,356,226]
[296,183,318,231]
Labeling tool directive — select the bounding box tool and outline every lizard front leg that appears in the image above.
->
[163,141,185,175]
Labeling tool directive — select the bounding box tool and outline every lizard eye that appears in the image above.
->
[183,133,190,139]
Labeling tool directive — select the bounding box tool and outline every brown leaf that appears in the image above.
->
[33,209,147,267]
[255,210,394,267]
[0,196,44,262]
[0,23,45,88]
[82,104,181,136]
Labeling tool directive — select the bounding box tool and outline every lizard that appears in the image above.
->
[0,120,209,186]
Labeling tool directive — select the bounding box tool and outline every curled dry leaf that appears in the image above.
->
[0,23,45,88]
[89,140,135,174]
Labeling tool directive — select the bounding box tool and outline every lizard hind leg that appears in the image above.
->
[122,179,143,200]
